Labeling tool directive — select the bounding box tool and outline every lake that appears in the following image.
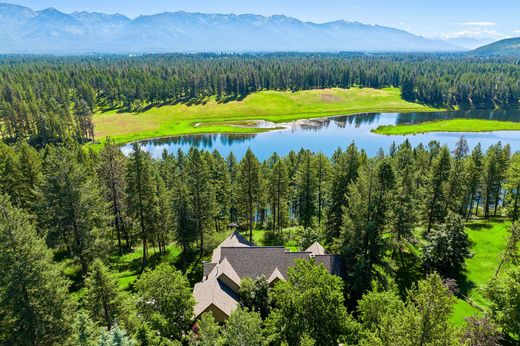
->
[121,110,520,160]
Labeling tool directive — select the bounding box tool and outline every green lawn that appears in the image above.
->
[92,87,438,145]
[373,119,520,135]
[452,220,512,326]
[111,244,182,290]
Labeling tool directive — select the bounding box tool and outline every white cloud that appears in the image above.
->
[459,21,496,27]
[514,30,520,34]
[441,28,506,40]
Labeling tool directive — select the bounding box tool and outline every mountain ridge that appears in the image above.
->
[471,37,520,56]
[0,2,463,54]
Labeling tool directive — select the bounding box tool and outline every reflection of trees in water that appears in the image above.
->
[141,133,258,149]
[221,134,257,145]
[294,113,380,132]
[136,109,520,150]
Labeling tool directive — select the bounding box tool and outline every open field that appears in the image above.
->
[93,87,438,145]
[373,119,520,135]
[452,220,512,326]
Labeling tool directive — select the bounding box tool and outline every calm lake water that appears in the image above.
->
[121,110,520,160]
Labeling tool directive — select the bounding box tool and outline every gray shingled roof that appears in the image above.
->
[211,231,253,263]
[219,246,313,279]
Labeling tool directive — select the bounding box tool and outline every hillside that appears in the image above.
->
[0,3,461,53]
[471,37,520,56]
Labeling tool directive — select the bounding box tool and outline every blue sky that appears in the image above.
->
[10,0,520,40]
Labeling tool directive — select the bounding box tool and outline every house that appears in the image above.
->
[193,231,344,322]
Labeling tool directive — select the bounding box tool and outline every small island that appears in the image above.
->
[373,118,520,135]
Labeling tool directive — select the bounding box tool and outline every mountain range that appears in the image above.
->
[0,3,467,54]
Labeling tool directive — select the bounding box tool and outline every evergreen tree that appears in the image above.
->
[42,145,110,273]
[325,143,359,243]
[444,137,469,214]
[84,259,124,329]
[390,140,417,243]
[0,194,72,345]
[482,144,503,219]
[236,148,261,242]
[98,138,129,255]
[485,266,520,338]
[15,141,43,212]
[0,142,22,205]
[424,146,451,232]
[295,150,318,229]
[209,151,231,233]
[505,153,520,222]
[186,148,215,260]
[69,310,99,346]
[126,143,156,270]
[315,152,331,227]
[172,150,196,270]
[341,158,395,298]
[266,154,289,233]
[464,144,484,220]
[98,324,136,346]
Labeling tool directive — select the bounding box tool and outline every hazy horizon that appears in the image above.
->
[6,0,520,42]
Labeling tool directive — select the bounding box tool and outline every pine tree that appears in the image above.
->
[315,152,330,228]
[295,150,318,229]
[0,194,72,345]
[15,141,43,212]
[186,148,215,260]
[98,138,129,255]
[391,140,417,243]
[506,153,520,222]
[126,144,156,270]
[236,148,261,242]
[444,137,469,214]
[341,158,394,299]
[84,259,124,329]
[325,143,360,243]
[42,145,110,273]
[425,146,451,232]
[172,150,196,270]
[267,154,289,233]
[210,150,231,233]
[464,144,484,220]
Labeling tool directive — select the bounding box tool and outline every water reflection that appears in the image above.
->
[121,110,520,160]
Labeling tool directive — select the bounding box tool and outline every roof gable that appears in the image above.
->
[305,242,327,255]
[267,267,285,284]
[211,231,253,263]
